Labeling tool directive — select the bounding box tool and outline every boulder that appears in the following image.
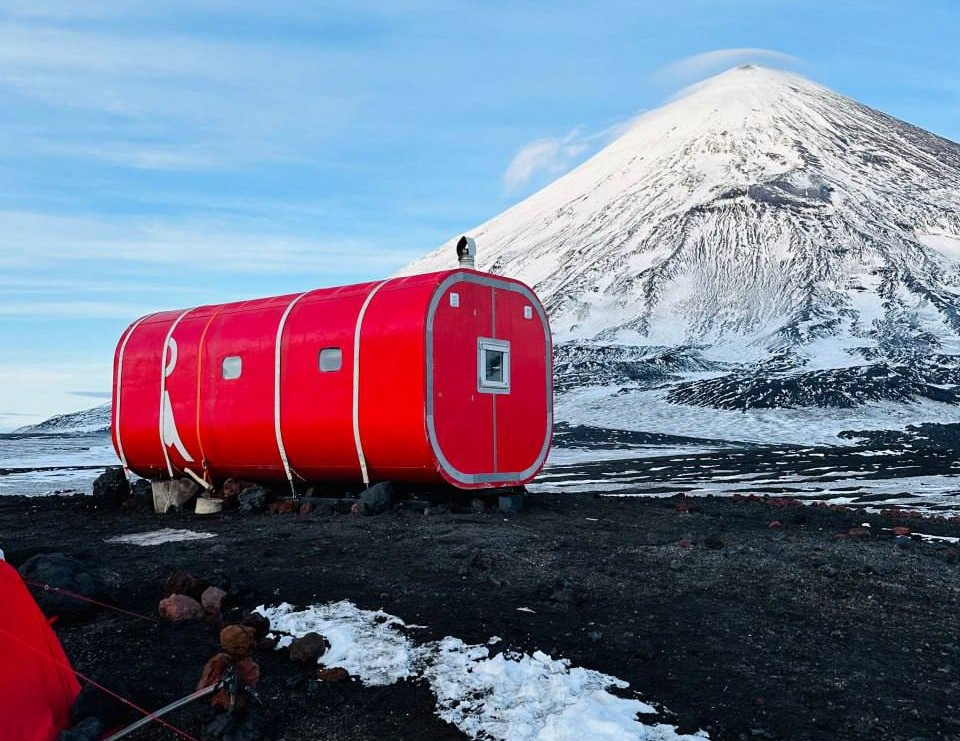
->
[91,467,130,505]
[316,667,350,682]
[242,611,271,640]
[238,486,269,514]
[131,478,153,498]
[19,553,105,619]
[152,479,201,514]
[289,632,329,663]
[164,571,209,601]
[202,586,228,616]
[220,625,256,658]
[159,594,204,622]
[269,500,297,515]
[359,481,395,516]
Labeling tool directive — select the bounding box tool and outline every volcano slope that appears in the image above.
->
[406,64,960,412]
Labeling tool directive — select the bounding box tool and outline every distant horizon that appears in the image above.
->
[1,1,958,430]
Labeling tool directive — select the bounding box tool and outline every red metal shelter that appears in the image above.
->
[111,269,552,491]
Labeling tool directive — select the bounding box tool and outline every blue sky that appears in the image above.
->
[1,0,958,429]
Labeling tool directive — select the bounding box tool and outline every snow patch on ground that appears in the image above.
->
[105,528,217,546]
[257,601,420,686]
[424,637,699,741]
[547,446,724,465]
[256,601,707,740]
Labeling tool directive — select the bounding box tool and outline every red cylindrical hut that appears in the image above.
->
[111,268,552,491]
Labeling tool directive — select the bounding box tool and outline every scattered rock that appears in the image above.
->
[895,535,914,549]
[893,526,912,536]
[243,612,271,640]
[202,586,228,616]
[238,486,269,514]
[220,625,256,658]
[92,467,130,505]
[849,527,871,538]
[289,632,329,663]
[159,594,204,622]
[165,571,209,601]
[317,666,350,682]
[360,482,395,516]
[152,479,201,514]
[19,553,105,619]
[768,520,784,529]
[269,500,298,515]
[220,478,244,507]
[299,502,315,515]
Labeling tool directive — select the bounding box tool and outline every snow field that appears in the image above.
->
[256,602,707,740]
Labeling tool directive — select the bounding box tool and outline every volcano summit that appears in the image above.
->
[406,65,960,378]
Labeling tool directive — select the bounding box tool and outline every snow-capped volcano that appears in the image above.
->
[404,65,960,363]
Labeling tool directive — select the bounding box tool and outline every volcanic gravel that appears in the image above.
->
[2,491,960,741]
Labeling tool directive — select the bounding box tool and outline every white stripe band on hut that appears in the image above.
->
[159,308,195,478]
[352,280,390,487]
[274,291,312,494]
[114,313,155,470]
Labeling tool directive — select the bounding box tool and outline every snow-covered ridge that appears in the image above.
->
[13,403,111,435]
[403,65,960,366]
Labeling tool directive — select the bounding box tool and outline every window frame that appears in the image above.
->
[318,347,343,373]
[221,355,242,381]
[477,337,511,394]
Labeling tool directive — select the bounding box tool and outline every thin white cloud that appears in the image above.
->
[503,131,588,192]
[655,48,801,87]
[502,111,647,194]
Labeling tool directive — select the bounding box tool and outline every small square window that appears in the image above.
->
[221,356,242,380]
[319,347,342,372]
[478,338,510,393]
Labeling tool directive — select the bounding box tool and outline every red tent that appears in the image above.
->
[0,560,80,741]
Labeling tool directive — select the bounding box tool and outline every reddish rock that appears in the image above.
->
[201,586,227,616]
[221,478,242,503]
[197,654,260,710]
[220,625,256,658]
[892,526,911,537]
[159,594,204,622]
[768,520,784,529]
[269,500,298,515]
[299,502,315,515]
[848,527,871,538]
[164,571,208,600]
[677,539,691,549]
[317,667,350,682]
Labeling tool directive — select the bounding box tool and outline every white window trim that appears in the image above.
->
[478,337,510,394]
[222,355,242,380]
[319,347,343,373]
